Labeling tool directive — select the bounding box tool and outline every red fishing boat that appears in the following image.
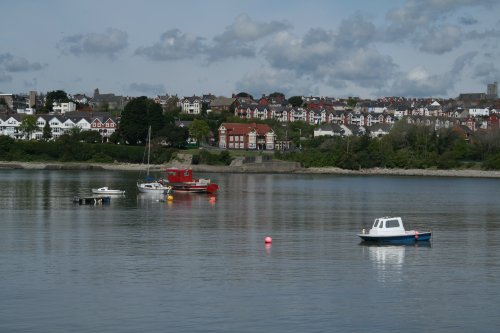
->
[165,168,219,194]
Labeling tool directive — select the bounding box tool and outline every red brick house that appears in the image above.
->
[218,123,275,150]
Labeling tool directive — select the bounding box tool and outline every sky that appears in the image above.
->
[1,0,500,100]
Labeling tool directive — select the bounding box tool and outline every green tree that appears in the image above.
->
[68,126,82,139]
[109,131,122,144]
[347,97,358,108]
[45,90,69,110]
[80,130,102,143]
[42,122,52,141]
[235,92,253,100]
[157,124,189,148]
[19,115,38,140]
[189,119,210,144]
[288,96,303,107]
[119,96,165,145]
[269,92,285,100]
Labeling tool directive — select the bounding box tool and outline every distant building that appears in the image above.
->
[53,101,77,114]
[458,93,486,102]
[218,122,275,150]
[90,88,127,111]
[179,96,202,114]
[487,82,498,99]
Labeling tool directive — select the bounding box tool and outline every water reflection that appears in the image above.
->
[366,245,406,283]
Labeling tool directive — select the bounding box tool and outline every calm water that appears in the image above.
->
[1,169,500,332]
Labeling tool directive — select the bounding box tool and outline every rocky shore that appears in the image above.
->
[1,160,500,178]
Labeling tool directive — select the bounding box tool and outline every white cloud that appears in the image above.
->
[59,28,128,58]
[214,14,290,43]
[207,14,290,62]
[135,29,205,61]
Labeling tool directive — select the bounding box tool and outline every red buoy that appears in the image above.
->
[264,236,272,244]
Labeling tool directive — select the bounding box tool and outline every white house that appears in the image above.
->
[468,107,490,117]
[53,101,76,114]
[180,96,202,115]
[0,115,22,138]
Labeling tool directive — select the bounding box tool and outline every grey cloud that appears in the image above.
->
[127,83,166,95]
[473,62,500,83]
[135,29,205,61]
[459,15,478,25]
[451,51,477,74]
[206,44,255,62]
[384,0,497,42]
[263,27,396,90]
[263,30,337,74]
[384,70,451,97]
[418,25,463,54]
[335,13,377,48]
[466,29,500,40]
[59,28,128,58]
[382,53,476,97]
[0,53,43,72]
[332,49,396,88]
[207,14,291,62]
[214,14,291,43]
[0,71,12,83]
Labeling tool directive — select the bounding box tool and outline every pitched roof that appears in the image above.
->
[221,122,273,135]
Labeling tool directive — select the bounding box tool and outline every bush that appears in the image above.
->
[89,153,114,163]
[483,153,500,170]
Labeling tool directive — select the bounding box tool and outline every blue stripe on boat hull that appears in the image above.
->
[359,232,431,244]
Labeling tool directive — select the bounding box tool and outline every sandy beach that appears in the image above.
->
[1,160,500,178]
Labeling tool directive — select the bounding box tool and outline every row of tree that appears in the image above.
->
[277,121,500,170]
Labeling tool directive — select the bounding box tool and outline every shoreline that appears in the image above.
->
[1,160,500,178]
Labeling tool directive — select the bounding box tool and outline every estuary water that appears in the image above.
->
[1,169,500,332]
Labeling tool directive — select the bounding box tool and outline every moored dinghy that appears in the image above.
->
[92,187,125,195]
[358,216,431,244]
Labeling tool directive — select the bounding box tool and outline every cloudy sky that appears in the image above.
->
[1,0,499,99]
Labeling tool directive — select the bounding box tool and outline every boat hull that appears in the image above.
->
[170,183,219,194]
[92,189,125,195]
[358,232,431,244]
[137,182,169,194]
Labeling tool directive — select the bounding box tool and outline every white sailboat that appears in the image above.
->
[137,126,169,194]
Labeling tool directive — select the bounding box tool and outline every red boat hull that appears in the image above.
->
[170,182,219,194]
[165,168,219,194]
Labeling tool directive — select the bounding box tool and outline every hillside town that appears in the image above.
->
[1,82,499,151]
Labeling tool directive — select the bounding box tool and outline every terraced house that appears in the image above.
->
[218,122,275,150]
[0,112,118,142]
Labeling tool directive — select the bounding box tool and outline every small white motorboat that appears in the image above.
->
[91,187,125,195]
[136,181,170,194]
[358,216,431,244]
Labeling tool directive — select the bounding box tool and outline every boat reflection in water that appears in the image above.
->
[136,191,217,209]
[368,245,405,283]
[361,243,431,283]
